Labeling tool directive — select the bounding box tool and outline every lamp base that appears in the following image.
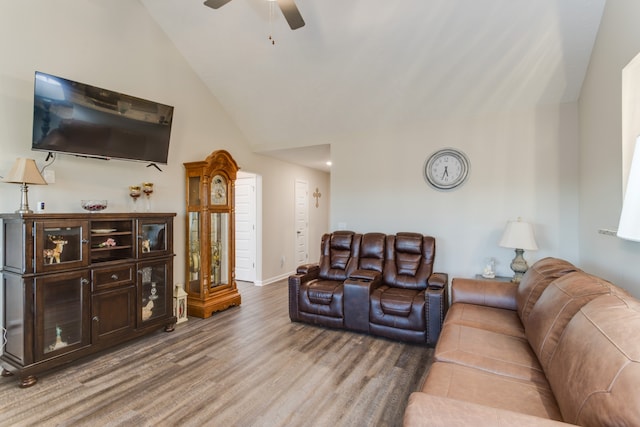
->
[509,248,529,283]
[16,183,33,214]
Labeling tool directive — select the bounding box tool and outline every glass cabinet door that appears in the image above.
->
[137,218,172,257]
[34,271,91,361]
[210,212,229,289]
[187,211,201,295]
[138,260,171,325]
[35,220,89,273]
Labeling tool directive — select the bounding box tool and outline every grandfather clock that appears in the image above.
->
[184,150,241,318]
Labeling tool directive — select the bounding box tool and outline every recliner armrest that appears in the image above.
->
[349,269,381,281]
[427,272,448,289]
[289,264,320,322]
[296,263,319,276]
[343,274,382,333]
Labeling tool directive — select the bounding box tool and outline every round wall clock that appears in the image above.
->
[424,148,470,191]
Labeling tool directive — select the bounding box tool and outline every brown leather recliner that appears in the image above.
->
[288,230,361,328]
[290,231,448,346]
[369,233,448,345]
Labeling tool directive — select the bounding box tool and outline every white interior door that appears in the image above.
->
[235,173,257,282]
[294,180,309,266]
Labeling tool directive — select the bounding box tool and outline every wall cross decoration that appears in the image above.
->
[313,187,322,208]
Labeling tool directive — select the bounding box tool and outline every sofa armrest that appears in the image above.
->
[451,278,517,310]
[403,393,573,427]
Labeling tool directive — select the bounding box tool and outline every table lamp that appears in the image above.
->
[2,158,47,214]
[499,218,538,283]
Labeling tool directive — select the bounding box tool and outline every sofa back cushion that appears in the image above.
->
[383,233,434,290]
[358,233,386,273]
[318,231,361,281]
[516,257,579,324]
[524,272,618,370]
[545,294,640,426]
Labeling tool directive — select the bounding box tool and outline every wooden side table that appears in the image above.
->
[474,274,513,282]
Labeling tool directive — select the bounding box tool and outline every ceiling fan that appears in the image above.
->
[203,0,305,30]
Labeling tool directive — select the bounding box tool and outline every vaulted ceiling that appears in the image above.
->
[141,0,606,171]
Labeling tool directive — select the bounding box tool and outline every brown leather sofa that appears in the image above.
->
[288,231,448,345]
[403,257,640,426]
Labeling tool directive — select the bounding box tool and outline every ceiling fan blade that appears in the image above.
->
[203,0,233,9]
[277,0,305,30]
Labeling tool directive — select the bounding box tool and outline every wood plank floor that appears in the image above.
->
[0,280,433,427]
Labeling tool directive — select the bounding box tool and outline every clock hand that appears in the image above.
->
[442,166,449,179]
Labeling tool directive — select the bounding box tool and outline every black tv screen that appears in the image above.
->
[31,71,174,164]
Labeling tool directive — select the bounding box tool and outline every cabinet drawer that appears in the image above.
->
[92,266,134,291]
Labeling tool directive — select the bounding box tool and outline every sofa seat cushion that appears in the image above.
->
[404,393,572,427]
[370,285,426,330]
[443,303,525,338]
[299,279,344,318]
[422,362,563,421]
[435,321,547,384]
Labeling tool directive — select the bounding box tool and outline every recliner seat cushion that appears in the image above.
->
[370,285,426,331]
[299,279,344,318]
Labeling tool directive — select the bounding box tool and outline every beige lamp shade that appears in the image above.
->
[3,158,47,185]
[3,158,47,214]
[499,219,538,251]
[618,136,640,241]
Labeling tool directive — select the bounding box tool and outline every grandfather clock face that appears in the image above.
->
[211,175,227,205]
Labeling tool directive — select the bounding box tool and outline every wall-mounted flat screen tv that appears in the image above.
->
[31,71,174,164]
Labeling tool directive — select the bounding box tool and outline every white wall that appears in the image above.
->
[579,0,640,296]
[0,1,329,285]
[331,103,580,279]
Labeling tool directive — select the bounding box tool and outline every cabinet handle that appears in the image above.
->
[92,316,99,322]
[111,274,118,280]
[81,278,89,285]
[81,239,89,244]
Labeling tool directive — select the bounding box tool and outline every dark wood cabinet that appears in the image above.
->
[0,212,176,387]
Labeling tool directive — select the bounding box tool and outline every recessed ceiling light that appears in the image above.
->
[326,161,332,166]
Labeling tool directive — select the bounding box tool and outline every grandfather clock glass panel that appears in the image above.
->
[188,211,201,295]
[210,212,229,288]
[184,150,241,318]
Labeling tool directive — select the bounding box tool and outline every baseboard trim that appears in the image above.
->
[255,271,294,286]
